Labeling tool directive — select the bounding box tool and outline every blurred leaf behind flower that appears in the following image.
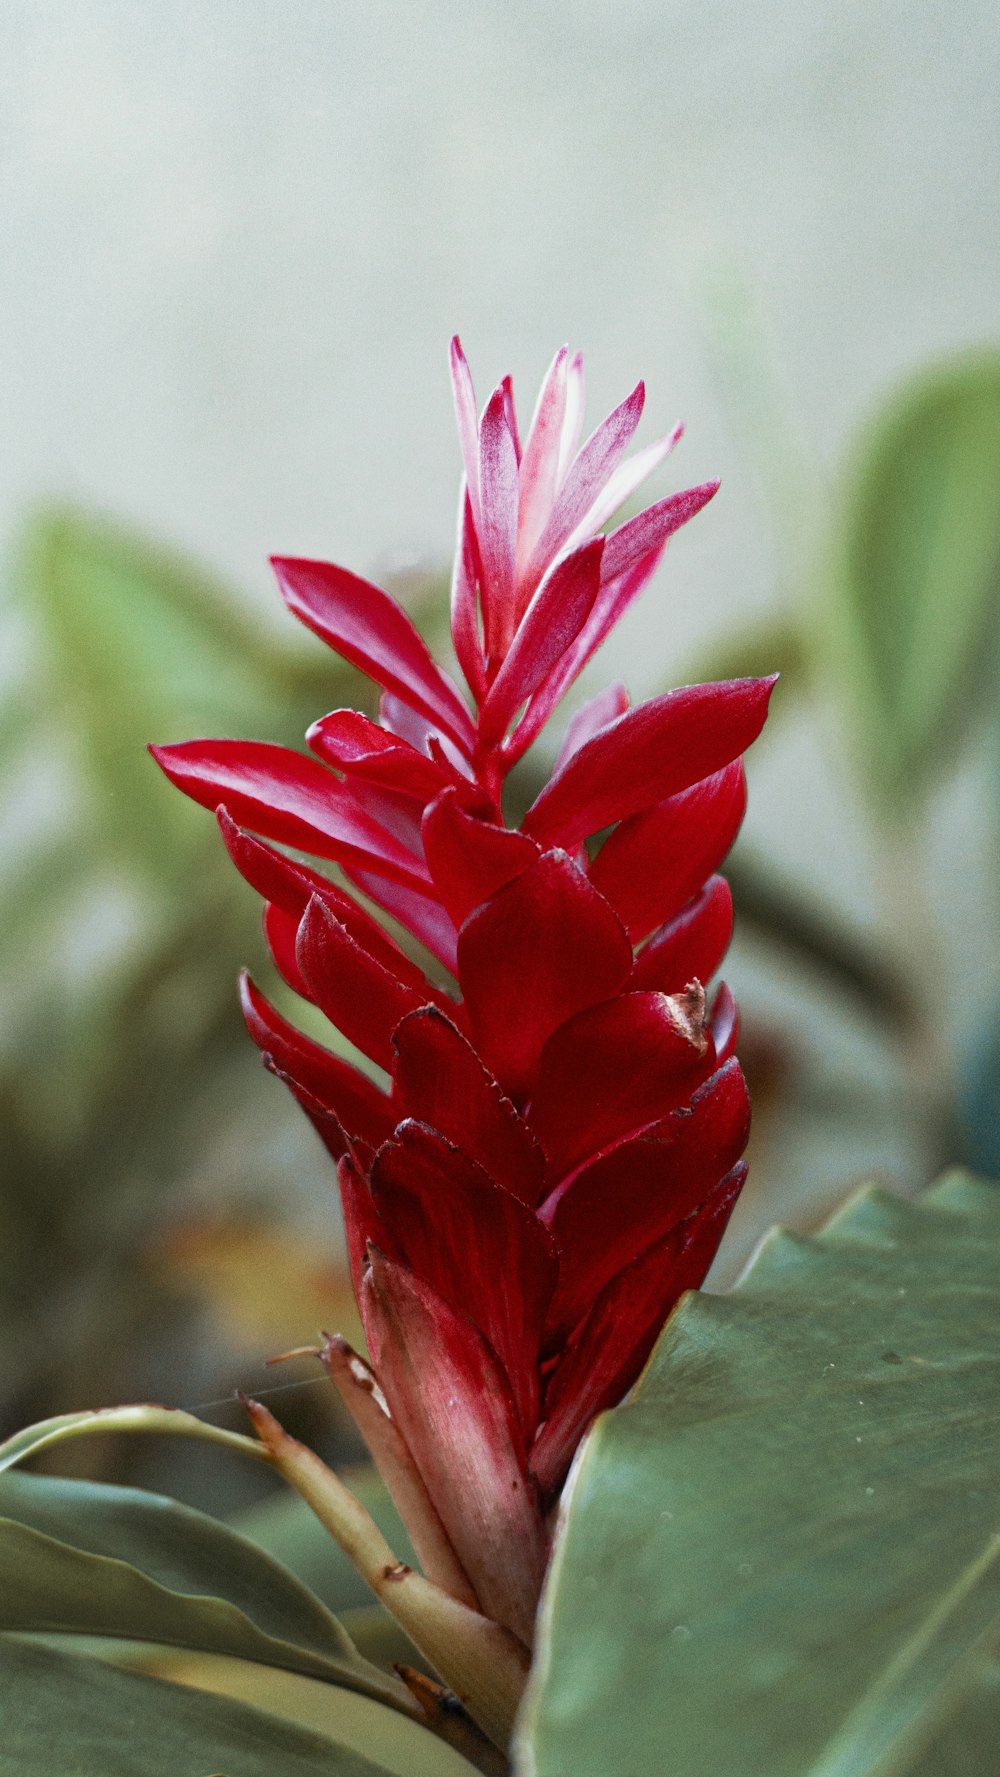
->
[692,338,1000,1195]
[822,351,1000,811]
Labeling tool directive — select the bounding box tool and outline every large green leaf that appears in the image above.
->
[117,1654,485,1777]
[907,1638,1000,1777]
[824,354,1000,806]
[0,1471,404,1709]
[0,1637,444,1776]
[518,1172,1000,1777]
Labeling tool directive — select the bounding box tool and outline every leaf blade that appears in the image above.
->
[517,1172,1000,1777]
[0,1637,456,1776]
[0,1473,407,1709]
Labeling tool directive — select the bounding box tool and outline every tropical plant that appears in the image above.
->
[1,339,998,1774]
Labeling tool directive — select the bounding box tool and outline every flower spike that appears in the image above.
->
[152,338,774,1719]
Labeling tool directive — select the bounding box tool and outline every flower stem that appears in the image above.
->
[244,1398,530,1754]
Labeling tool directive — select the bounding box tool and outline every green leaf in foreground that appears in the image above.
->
[0,1403,267,1475]
[825,353,1000,806]
[906,1637,1000,1777]
[0,1472,407,1710]
[0,1405,518,1762]
[518,1171,1000,1777]
[0,1637,421,1776]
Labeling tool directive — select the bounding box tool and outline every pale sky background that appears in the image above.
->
[1,0,998,1244]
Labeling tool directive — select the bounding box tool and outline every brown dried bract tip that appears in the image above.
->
[396,1663,458,1718]
[396,1667,512,1777]
[382,1561,412,1582]
[673,979,709,1050]
[265,1344,321,1366]
[320,1331,392,1411]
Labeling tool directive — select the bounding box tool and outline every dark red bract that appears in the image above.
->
[152,338,775,1643]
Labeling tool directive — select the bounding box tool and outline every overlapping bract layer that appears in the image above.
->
[153,340,774,1644]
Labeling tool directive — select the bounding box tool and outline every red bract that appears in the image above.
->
[152,338,775,1647]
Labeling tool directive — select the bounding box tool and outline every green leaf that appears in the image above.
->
[683,613,807,708]
[0,1638,452,1776]
[824,354,1000,806]
[904,1638,1000,1776]
[0,1403,268,1474]
[0,1472,406,1710]
[518,1171,1000,1777]
[117,1653,485,1777]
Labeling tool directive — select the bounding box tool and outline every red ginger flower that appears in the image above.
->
[152,339,775,1647]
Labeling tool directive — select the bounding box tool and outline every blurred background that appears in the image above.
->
[1,0,998,1523]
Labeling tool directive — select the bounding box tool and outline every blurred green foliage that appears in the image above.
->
[824,352,1000,809]
[699,347,1000,1181]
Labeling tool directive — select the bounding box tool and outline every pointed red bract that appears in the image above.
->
[516,345,569,578]
[152,739,431,890]
[449,336,481,516]
[271,556,474,752]
[422,790,540,928]
[457,850,633,1102]
[631,874,734,993]
[370,1120,558,1433]
[450,486,487,701]
[477,538,603,744]
[239,974,394,1152]
[508,541,668,757]
[219,809,437,991]
[523,676,776,850]
[600,479,719,583]
[307,709,457,800]
[519,380,645,595]
[499,374,521,463]
[218,806,339,913]
[541,1060,751,1339]
[478,385,520,666]
[530,1164,746,1496]
[589,760,746,941]
[391,1008,545,1205]
[155,337,771,1644]
[362,1251,546,1644]
[529,988,714,1180]
[295,895,430,1072]
[571,427,684,545]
